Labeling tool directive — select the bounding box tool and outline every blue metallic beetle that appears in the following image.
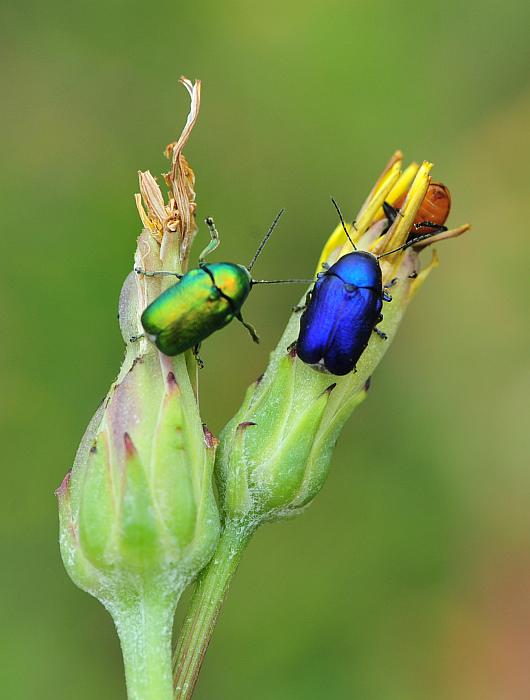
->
[296,199,436,376]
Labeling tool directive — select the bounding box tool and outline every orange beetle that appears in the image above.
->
[393,182,452,238]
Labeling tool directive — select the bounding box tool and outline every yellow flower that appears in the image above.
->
[318,151,469,286]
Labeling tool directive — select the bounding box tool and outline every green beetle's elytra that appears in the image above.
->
[141,262,253,356]
[137,212,314,359]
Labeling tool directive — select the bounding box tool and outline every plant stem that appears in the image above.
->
[173,521,253,699]
[113,592,177,700]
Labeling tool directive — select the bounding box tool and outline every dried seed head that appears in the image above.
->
[134,77,200,269]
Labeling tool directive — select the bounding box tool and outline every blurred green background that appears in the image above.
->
[2,1,530,698]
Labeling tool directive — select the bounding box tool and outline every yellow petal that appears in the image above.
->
[357,150,403,218]
[346,159,402,252]
[412,223,471,249]
[315,153,403,273]
[373,162,419,220]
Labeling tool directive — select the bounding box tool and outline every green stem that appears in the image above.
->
[173,521,254,699]
[113,592,177,700]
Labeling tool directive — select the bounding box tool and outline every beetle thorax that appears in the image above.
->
[204,262,252,307]
[328,250,382,290]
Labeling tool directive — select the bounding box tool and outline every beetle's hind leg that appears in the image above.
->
[236,313,260,344]
[373,326,388,341]
[192,344,205,369]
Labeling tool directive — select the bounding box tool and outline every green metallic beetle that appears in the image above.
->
[136,211,312,359]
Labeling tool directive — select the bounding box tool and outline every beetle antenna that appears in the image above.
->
[247,208,285,272]
[252,278,315,285]
[331,197,357,250]
[377,231,440,259]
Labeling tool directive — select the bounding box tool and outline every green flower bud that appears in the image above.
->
[217,155,470,530]
[57,351,219,606]
[57,78,220,700]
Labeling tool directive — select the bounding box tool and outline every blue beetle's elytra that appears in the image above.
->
[297,250,389,376]
[295,198,438,376]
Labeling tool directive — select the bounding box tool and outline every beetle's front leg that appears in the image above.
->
[236,313,260,344]
[293,289,312,313]
[198,217,221,264]
[129,333,145,343]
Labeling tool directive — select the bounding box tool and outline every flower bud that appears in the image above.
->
[217,153,470,530]
[57,353,219,605]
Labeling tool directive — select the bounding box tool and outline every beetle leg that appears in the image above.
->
[373,326,388,341]
[384,277,398,289]
[412,221,448,234]
[382,290,392,302]
[198,217,221,264]
[293,290,312,313]
[236,313,260,344]
[134,267,183,278]
[382,201,402,234]
[408,270,418,279]
[129,333,145,343]
[192,344,205,369]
